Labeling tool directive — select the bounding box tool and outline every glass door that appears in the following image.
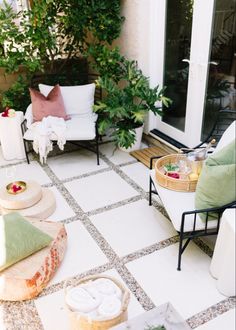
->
[162,0,193,132]
[153,0,216,147]
[201,0,236,141]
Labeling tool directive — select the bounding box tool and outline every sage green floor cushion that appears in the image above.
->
[195,140,236,220]
[0,215,67,301]
[0,212,52,271]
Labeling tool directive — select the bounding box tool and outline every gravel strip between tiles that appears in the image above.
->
[1,300,43,330]
[187,297,236,329]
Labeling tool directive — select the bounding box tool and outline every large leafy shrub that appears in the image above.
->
[0,0,124,110]
[92,46,172,148]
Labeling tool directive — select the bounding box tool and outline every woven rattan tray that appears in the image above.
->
[154,154,198,192]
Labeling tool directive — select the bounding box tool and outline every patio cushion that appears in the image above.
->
[39,83,95,116]
[0,218,67,301]
[0,212,52,272]
[24,113,97,141]
[150,170,218,232]
[195,140,236,220]
[29,85,69,122]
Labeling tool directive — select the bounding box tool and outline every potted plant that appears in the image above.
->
[93,58,172,150]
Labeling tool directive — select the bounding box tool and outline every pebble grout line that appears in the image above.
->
[1,146,235,329]
[186,297,236,329]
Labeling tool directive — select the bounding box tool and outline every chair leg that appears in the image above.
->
[149,177,153,206]
[23,139,30,164]
[96,137,100,165]
[177,231,184,271]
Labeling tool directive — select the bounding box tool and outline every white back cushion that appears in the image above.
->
[214,120,236,153]
[39,83,95,116]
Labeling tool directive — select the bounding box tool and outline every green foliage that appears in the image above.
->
[145,326,166,330]
[1,75,30,112]
[0,0,124,111]
[0,0,124,73]
[92,46,172,149]
[88,44,125,81]
[207,78,230,99]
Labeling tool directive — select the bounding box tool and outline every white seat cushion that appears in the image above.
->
[24,114,97,141]
[150,170,218,232]
[38,83,95,116]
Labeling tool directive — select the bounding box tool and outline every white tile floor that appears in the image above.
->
[0,142,235,330]
[99,142,135,165]
[91,200,177,256]
[121,162,150,191]
[47,150,108,180]
[0,161,51,186]
[47,186,76,221]
[197,309,235,330]
[126,243,224,319]
[64,170,138,212]
[50,221,108,285]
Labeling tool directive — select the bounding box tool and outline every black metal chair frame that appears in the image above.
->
[148,108,236,270]
[149,157,236,271]
[21,120,100,165]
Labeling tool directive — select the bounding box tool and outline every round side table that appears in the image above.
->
[0,111,26,160]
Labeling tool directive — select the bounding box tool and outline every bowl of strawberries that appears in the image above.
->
[6,181,27,194]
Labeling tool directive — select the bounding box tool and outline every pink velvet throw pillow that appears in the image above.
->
[29,84,70,122]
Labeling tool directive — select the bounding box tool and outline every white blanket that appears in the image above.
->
[32,116,66,164]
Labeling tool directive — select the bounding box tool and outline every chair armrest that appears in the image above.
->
[25,104,33,127]
[21,119,27,136]
[180,201,236,234]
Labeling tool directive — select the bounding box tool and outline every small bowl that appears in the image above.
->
[6,181,27,195]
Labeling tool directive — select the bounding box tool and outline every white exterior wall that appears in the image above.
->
[117,0,151,76]
[116,0,165,133]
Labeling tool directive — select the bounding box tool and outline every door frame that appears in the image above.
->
[148,0,215,148]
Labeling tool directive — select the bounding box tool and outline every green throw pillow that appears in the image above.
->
[0,212,53,272]
[195,140,236,220]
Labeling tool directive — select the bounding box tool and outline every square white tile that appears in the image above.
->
[90,200,176,256]
[0,161,51,186]
[35,290,70,330]
[121,161,163,204]
[99,142,136,165]
[126,243,224,319]
[47,150,108,180]
[47,186,75,221]
[50,221,108,284]
[121,162,150,191]
[35,269,144,330]
[196,309,235,330]
[64,171,138,212]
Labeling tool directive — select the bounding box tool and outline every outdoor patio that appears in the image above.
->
[0,142,235,330]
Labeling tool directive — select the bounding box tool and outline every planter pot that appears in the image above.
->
[119,125,144,152]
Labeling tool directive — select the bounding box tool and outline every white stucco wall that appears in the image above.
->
[116,0,151,77]
[116,0,166,133]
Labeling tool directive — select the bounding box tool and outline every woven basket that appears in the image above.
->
[65,275,130,330]
[155,154,200,192]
